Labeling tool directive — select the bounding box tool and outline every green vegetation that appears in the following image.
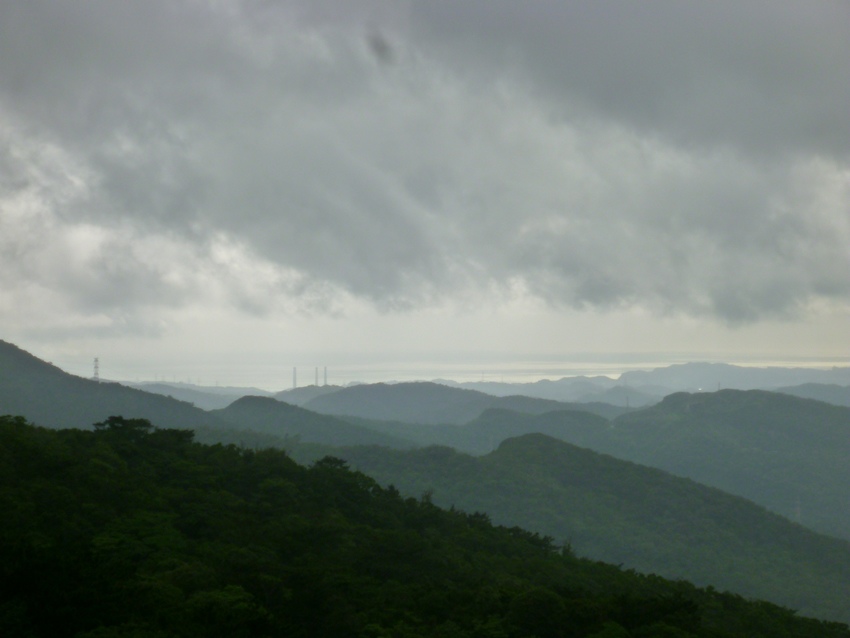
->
[317,435,850,623]
[3,415,848,638]
[605,390,850,540]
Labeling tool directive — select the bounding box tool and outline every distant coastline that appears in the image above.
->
[75,353,850,392]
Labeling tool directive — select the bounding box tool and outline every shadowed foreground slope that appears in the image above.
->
[2,415,847,638]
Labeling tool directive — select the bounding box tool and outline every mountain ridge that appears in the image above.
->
[321,432,850,623]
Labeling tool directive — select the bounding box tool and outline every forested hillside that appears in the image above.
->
[604,390,850,540]
[306,434,850,623]
[390,391,850,542]
[2,415,848,638]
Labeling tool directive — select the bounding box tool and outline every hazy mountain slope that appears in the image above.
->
[212,395,414,448]
[274,384,344,406]
[451,376,618,400]
[0,340,226,430]
[335,407,610,455]
[447,361,850,404]
[453,376,661,407]
[327,434,850,623]
[574,384,661,407]
[604,390,850,541]
[619,362,850,392]
[450,408,612,454]
[124,382,252,410]
[303,381,623,424]
[777,383,850,407]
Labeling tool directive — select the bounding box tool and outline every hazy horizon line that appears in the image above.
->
[76,353,850,392]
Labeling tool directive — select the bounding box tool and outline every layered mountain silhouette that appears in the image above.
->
[212,395,413,448]
[321,433,850,623]
[4,338,850,623]
[422,390,850,541]
[126,381,274,410]
[778,382,850,407]
[301,380,627,423]
[337,407,610,455]
[601,390,850,541]
[445,362,850,406]
[618,361,850,392]
[0,340,225,430]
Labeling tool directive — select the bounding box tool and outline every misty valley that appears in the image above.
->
[2,339,850,637]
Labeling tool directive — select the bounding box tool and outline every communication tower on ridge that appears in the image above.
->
[93,357,100,383]
[292,367,297,390]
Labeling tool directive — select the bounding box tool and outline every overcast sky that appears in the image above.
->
[1,0,848,387]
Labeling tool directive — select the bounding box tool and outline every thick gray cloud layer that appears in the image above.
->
[413,1,850,158]
[1,0,848,338]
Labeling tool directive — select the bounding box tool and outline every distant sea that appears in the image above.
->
[97,352,850,392]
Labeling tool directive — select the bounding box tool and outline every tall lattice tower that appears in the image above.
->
[93,357,100,382]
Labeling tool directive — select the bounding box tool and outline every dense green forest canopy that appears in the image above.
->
[2,414,848,638]
[318,435,850,623]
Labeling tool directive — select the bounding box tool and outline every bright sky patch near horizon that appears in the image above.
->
[1,0,848,389]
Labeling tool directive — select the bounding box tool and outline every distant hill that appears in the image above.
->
[338,408,610,455]
[336,388,850,542]
[274,384,343,406]
[601,390,850,541]
[452,376,661,407]
[0,340,226,430]
[451,375,617,399]
[619,361,850,392]
[124,382,269,410]
[777,383,850,407]
[303,381,626,424]
[449,363,850,404]
[320,434,850,623]
[212,395,414,448]
[573,384,661,407]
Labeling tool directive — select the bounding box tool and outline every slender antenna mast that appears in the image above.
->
[93,357,100,383]
[324,366,327,386]
[293,367,297,390]
[315,367,318,386]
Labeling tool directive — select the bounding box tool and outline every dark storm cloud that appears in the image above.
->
[0,0,847,332]
[411,0,850,159]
